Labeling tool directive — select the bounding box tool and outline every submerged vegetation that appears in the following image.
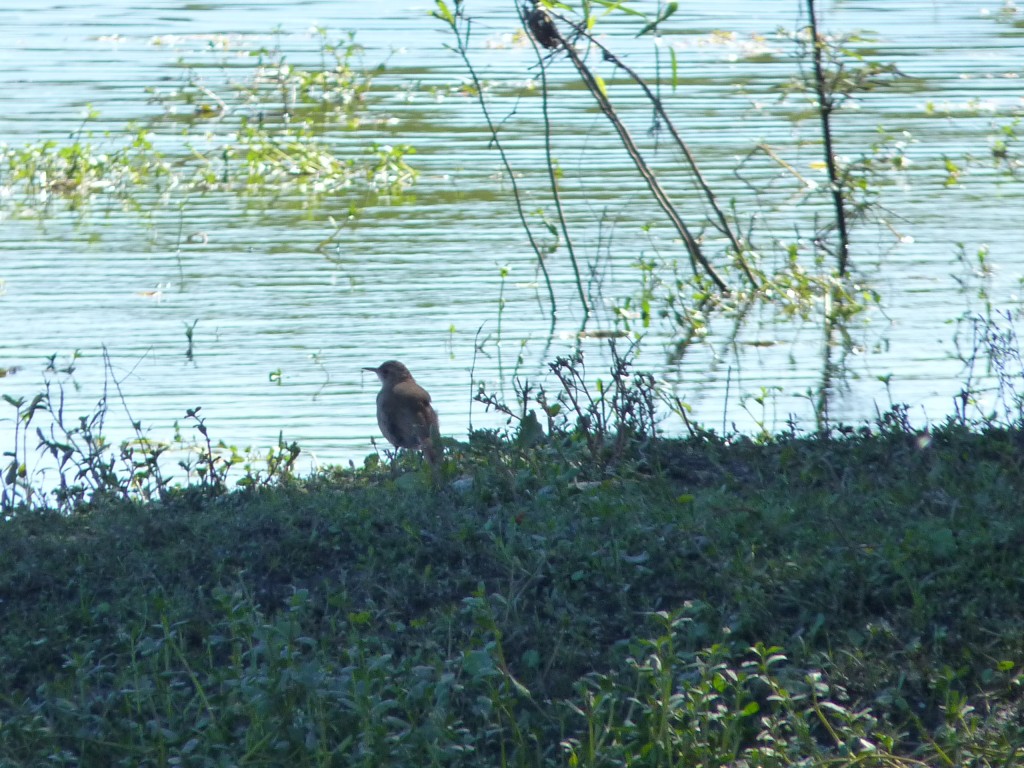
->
[0,28,415,217]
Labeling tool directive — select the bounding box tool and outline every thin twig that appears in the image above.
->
[555,16,759,288]
[807,0,851,275]
[439,3,559,323]
[527,9,729,293]
[518,3,591,322]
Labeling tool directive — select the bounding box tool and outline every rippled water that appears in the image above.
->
[1,0,1022,474]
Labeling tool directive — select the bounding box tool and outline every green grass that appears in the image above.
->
[1,418,1023,766]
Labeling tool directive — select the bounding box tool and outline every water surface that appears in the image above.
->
[1,0,1022,476]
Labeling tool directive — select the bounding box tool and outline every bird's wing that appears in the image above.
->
[379,405,427,449]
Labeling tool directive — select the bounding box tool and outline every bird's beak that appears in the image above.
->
[362,367,378,373]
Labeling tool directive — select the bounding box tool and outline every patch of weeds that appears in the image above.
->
[1,350,301,516]
[953,308,1024,424]
[563,622,912,767]
[472,340,659,489]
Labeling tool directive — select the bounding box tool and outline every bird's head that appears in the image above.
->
[364,360,413,385]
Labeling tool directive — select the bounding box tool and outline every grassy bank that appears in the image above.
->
[1,417,1023,766]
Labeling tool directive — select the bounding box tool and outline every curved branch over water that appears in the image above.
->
[523,2,730,293]
[567,30,761,289]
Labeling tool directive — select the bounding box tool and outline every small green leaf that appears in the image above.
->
[636,1,678,36]
[433,0,454,25]
[463,648,497,678]
[348,610,372,626]
[591,0,645,17]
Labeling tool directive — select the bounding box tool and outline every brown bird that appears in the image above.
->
[363,360,440,465]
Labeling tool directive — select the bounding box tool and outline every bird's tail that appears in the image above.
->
[422,420,442,466]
